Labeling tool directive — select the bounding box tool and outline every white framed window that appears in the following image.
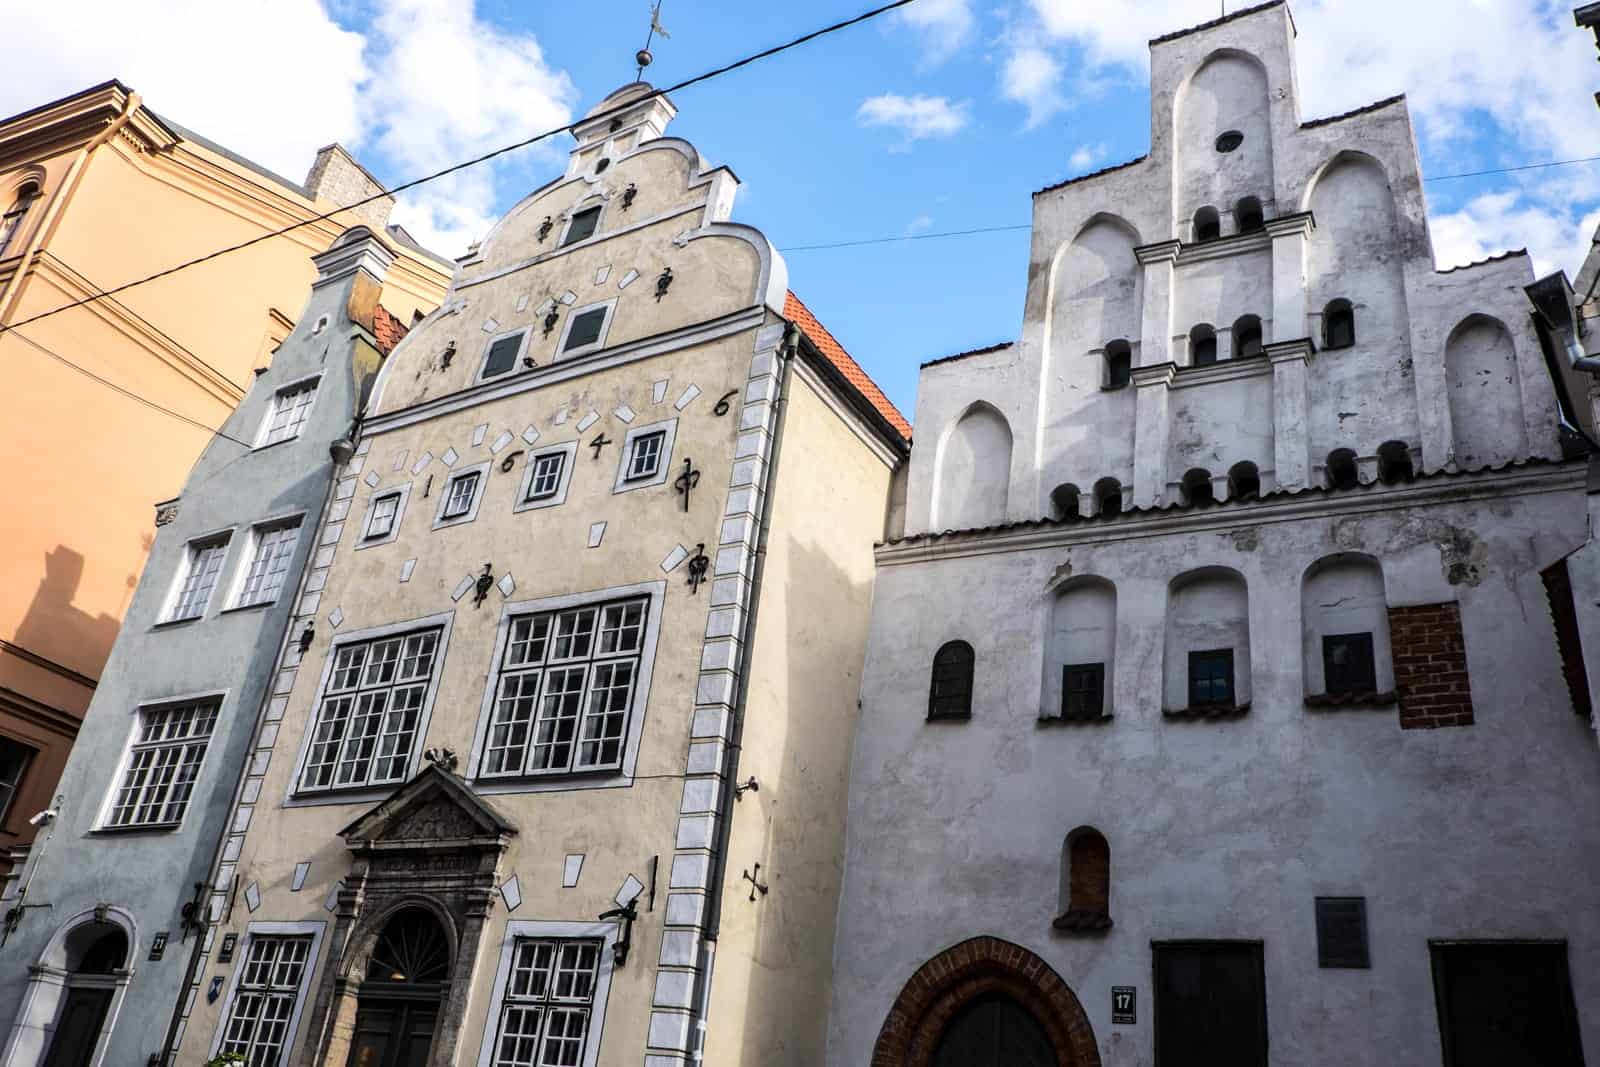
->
[295,617,451,796]
[230,517,304,609]
[210,922,326,1067]
[257,375,321,448]
[104,698,219,829]
[555,299,616,359]
[0,736,35,827]
[559,204,602,248]
[612,418,677,494]
[434,462,491,529]
[476,920,620,1067]
[514,442,578,513]
[480,329,530,381]
[164,533,233,623]
[468,582,664,792]
[357,485,411,550]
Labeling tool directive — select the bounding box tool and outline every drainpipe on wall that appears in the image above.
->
[683,318,800,1059]
[0,90,140,327]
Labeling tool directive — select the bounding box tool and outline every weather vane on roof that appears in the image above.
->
[635,1,670,81]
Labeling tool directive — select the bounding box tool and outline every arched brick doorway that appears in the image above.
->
[871,936,1101,1067]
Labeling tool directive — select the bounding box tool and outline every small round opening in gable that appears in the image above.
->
[595,157,611,174]
[1215,130,1244,153]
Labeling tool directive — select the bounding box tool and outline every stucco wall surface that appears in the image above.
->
[829,471,1600,1066]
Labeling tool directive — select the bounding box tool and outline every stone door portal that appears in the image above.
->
[343,908,449,1067]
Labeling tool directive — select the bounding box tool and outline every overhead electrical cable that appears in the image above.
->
[0,0,918,339]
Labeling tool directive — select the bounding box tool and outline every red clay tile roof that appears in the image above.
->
[784,290,912,441]
[373,304,409,356]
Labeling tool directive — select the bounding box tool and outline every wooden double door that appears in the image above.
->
[345,987,440,1067]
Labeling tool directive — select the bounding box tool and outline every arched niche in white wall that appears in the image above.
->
[1445,314,1526,469]
[1174,50,1273,229]
[1042,576,1116,721]
[1164,566,1251,713]
[1301,553,1394,702]
[932,402,1013,531]
[1306,153,1406,325]
[1051,214,1142,380]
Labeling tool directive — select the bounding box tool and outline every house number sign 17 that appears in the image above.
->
[1111,986,1136,1025]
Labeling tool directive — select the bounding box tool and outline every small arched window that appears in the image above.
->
[1327,448,1359,490]
[1324,299,1355,349]
[1193,206,1221,242]
[1094,477,1123,518]
[1103,340,1132,390]
[1235,196,1265,233]
[1377,441,1413,484]
[1051,483,1082,522]
[0,181,41,258]
[1228,461,1261,501]
[928,640,975,720]
[1054,827,1111,932]
[1233,315,1264,359]
[1190,324,1218,367]
[1182,468,1215,507]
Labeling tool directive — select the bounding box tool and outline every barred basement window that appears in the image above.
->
[625,430,666,482]
[166,535,231,622]
[561,206,601,247]
[300,629,442,791]
[525,451,567,502]
[258,376,320,447]
[107,700,218,828]
[1060,663,1105,720]
[233,520,301,608]
[490,939,603,1067]
[1188,649,1235,708]
[928,640,975,720]
[481,598,648,777]
[1322,632,1377,695]
[217,935,313,1064]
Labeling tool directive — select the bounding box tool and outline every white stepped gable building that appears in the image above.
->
[829,4,1600,1067]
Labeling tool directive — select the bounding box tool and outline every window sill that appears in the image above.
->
[251,435,299,454]
[925,713,971,724]
[1305,690,1396,709]
[285,785,399,808]
[1037,713,1113,727]
[150,615,204,631]
[1052,910,1113,934]
[1164,702,1251,720]
[90,823,182,836]
[220,600,276,616]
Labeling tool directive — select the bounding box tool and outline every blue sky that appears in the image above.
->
[7,0,1600,422]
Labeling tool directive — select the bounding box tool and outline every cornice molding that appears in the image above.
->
[879,464,1584,566]
[1265,337,1316,365]
[1131,361,1176,388]
[1134,239,1182,266]
[1170,354,1274,389]
[1176,229,1273,266]
[1264,211,1316,239]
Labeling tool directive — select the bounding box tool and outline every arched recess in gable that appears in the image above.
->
[1173,49,1274,231]
[933,402,1013,531]
[1445,314,1526,469]
[1049,214,1143,381]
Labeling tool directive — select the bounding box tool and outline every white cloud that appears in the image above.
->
[0,0,576,257]
[1000,46,1064,128]
[906,213,935,235]
[894,0,976,66]
[1432,192,1600,279]
[1068,142,1108,172]
[857,93,971,146]
[1007,0,1600,279]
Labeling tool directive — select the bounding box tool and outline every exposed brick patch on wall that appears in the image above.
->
[1387,602,1475,730]
[1540,559,1593,720]
[871,936,1102,1067]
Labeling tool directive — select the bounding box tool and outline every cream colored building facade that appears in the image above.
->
[0,81,449,869]
[173,83,907,1067]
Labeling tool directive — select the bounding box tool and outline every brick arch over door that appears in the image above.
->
[871,936,1101,1067]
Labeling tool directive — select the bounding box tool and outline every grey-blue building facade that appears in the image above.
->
[0,227,407,1067]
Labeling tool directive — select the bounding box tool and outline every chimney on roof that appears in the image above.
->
[305,144,396,231]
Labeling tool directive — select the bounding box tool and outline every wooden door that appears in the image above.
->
[40,987,113,1067]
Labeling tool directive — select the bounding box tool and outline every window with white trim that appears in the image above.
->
[561,205,601,247]
[106,700,218,828]
[300,629,442,792]
[482,331,527,380]
[490,938,603,1066]
[0,736,35,827]
[217,934,313,1065]
[366,492,401,540]
[482,598,647,778]
[233,520,302,608]
[562,307,608,355]
[258,377,320,447]
[443,471,481,520]
[526,451,567,503]
[624,431,665,482]
[166,535,231,622]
